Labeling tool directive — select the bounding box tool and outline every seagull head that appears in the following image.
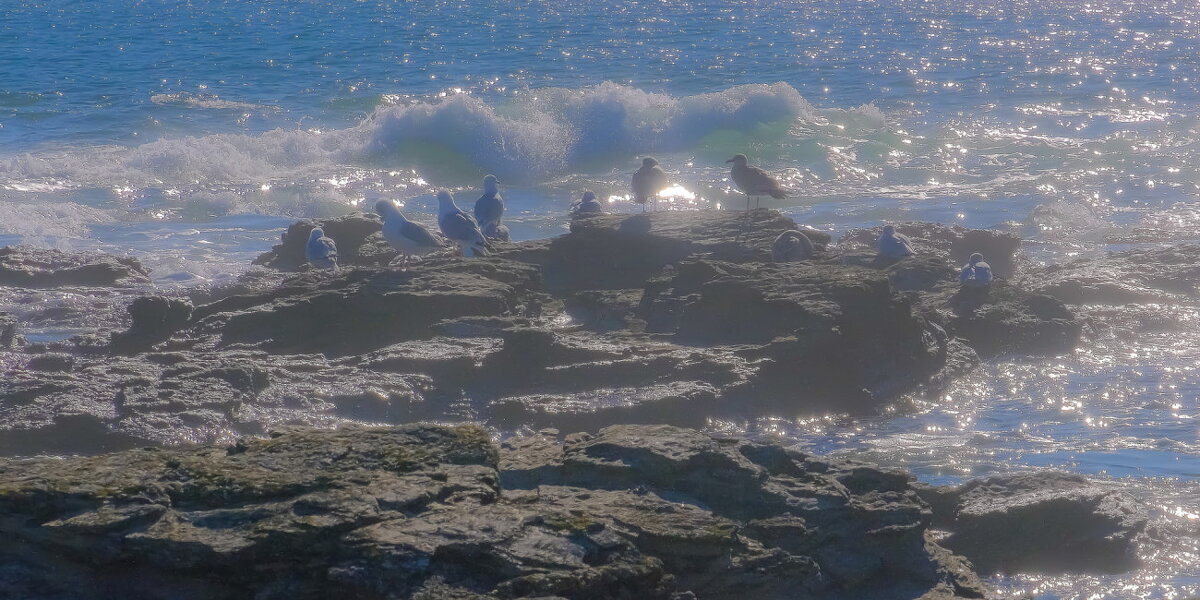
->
[641,157,659,168]
[375,200,402,220]
[436,189,457,215]
[582,190,596,203]
[969,252,984,265]
[308,228,325,242]
[726,154,748,166]
[483,174,499,194]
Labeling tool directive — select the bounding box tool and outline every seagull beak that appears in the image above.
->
[725,158,735,163]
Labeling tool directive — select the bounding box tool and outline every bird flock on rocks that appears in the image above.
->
[303,156,993,288]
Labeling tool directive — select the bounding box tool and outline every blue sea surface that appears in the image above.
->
[2,1,1199,596]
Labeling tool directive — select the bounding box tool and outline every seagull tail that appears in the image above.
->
[466,244,491,257]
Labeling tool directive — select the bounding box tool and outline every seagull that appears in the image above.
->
[305,228,339,270]
[437,190,490,257]
[375,200,445,269]
[960,252,993,287]
[878,224,915,259]
[632,157,668,212]
[570,190,604,216]
[474,174,505,240]
[772,230,815,262]
[726,154,787,211]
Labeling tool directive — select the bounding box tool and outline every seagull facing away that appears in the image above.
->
[960,252,993,287]
[437,190,490,257]
[305,228,339,270]
[632,157,668,212]
[375,200,445,270]
[878,224,915,259]
[772,230,815,262]
[726,154,787,211]
[474,174,505,239]
[570,190,604,216]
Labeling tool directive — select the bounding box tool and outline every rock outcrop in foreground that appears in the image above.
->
[0,423,986,600]
[918,471,1148,575]
[0,211,1082,454]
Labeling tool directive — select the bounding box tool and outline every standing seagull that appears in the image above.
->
[437,190,490,257]
[375,200,445,269]
[632,157,668,212]
[878,224,915,259]
[305,228,339,270]
[726,154,787,211]
[474,174,505,240]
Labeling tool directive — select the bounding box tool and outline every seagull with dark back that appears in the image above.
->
[437,190,491,257]
[571,190,604,216]
[304,228,339,270]
[878,224,916,259]
[726,154,787,211]
[632,157,668,212]
[474,174,505,239]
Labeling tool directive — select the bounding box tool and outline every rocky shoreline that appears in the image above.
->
[0,209,1153,598]
[0,210,1080,454]
[0,423,1148,599]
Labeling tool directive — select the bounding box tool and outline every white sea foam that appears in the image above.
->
[150,93,280,112]
[0,202,114,240]
[0,83,820,196]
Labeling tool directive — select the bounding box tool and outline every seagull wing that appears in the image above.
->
[401,220,443,248]
[746,166,788,199]
[319,237,337,259]
[474,193,504,234]
[441,210,486,244]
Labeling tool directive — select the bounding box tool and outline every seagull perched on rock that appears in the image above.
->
[632,157,668,212]
[570,190,604,216]
[726,154,787,211]
[474,174,506,240]
[960,252,993,287]
[437,190,490,257]
[304,228,339,270]
[878,224,915,259]
[375,200,445,269]
[772,230,815,262]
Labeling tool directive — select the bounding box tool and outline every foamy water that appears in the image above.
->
[2,0,1199,596]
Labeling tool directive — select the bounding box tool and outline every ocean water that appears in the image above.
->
[2,0,1199,596]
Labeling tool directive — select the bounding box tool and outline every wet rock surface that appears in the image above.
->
[839,223,1021,279]
[0,423,987,600]
[252,212,395,271]
[918,471,1148,575]
[1024,244,1200,305]
[0,246,150,288]
[0,211,1081,454]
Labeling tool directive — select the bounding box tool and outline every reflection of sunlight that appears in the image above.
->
[657,184,696,200]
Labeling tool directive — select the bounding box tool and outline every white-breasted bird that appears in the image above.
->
[726,154,787,211]
[474,174,505,239]
[375,200,445,269]
[437,190,490,257]
[305,228,339,270]
[632,157,668,212]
